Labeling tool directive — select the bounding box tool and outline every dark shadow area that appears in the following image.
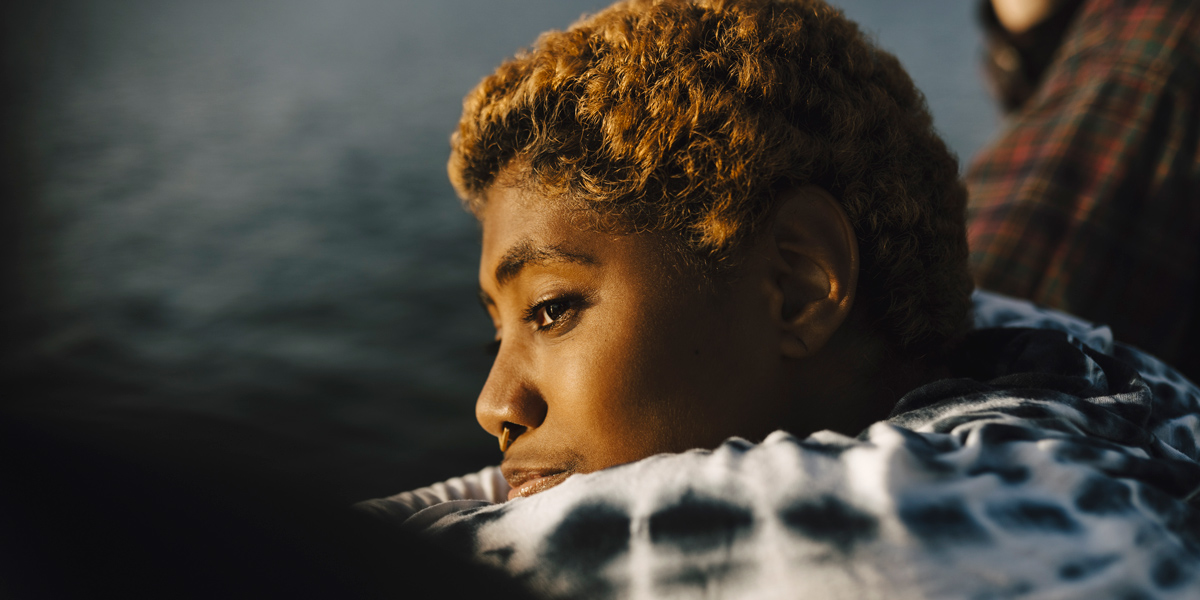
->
[0,403,532,599]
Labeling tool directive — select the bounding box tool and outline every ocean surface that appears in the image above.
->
[3,0,998,501]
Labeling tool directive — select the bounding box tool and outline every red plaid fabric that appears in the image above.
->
[966,0,1200,382]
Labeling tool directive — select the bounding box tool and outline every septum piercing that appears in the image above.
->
[499,425,512,452]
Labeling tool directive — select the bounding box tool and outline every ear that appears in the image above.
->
[766,185,859,359]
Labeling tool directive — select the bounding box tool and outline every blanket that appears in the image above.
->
[368,291,1200,599]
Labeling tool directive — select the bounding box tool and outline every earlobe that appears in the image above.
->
[768,185,859,359]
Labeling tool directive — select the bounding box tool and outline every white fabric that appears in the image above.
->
[356,291,1200,599]
[356,464,508,521]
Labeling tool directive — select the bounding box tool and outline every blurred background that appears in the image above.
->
[1,0,998,507]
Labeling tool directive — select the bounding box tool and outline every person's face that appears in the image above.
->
[477,182,793,500]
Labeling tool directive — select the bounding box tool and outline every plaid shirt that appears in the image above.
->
[965,0,1200,382]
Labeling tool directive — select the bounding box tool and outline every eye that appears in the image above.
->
[534,299,570,328]
[522,294,584,332]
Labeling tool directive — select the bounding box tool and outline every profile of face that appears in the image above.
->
[476,173,867,500]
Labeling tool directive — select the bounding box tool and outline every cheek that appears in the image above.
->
[549,322,654,425]
[620,290,781,443]
[532,271,779,466]
[536,310,682,463]
[596,298,722,444]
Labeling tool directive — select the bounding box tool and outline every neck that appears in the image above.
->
[780,310,939,437]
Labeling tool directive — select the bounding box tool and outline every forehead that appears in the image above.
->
[479,184,572,258]
[477,183,678,287]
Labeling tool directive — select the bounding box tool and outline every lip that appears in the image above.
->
[503,469,573,501]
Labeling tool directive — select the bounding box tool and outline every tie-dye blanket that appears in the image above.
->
[364,292,1200,599]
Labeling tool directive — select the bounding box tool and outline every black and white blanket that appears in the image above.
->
[363,292,1200,599]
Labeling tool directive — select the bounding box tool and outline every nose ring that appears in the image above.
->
[499,425,512,452]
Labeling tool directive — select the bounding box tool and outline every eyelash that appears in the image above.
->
[522,295,578,331]
[484,294,586,356]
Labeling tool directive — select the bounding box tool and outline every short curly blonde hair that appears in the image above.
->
[448,0,972,355]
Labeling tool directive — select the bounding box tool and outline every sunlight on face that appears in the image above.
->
[476,182,793,500]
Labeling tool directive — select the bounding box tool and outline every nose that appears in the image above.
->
[475,343,547,448]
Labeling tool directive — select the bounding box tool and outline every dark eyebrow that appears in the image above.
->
[494,240,597,287]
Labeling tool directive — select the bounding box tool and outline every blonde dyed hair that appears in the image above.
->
[448,0,972,355]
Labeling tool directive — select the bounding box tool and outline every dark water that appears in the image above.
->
[2,0,996,502]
